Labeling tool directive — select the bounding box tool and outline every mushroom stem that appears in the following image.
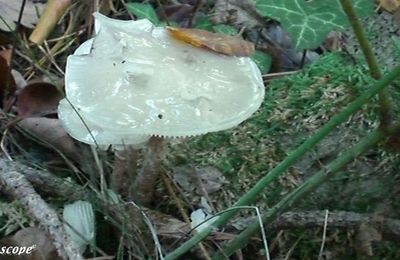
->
[111,146,139,197]
[131,136,165,206]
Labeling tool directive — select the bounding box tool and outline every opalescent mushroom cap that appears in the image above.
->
[58,13,265,146]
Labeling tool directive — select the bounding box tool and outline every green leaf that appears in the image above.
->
[255,0,374,50]
[126,3,160,25]
[194,16,214,31]
[251,50,272,74]
[212,24,238,36]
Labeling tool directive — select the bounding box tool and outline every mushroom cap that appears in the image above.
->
[58,13,265,145]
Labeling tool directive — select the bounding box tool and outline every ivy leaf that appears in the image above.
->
[255,0,374,50]
[212,24,239,36]
[194,16,214,31]
[251,50,272,73]
[126,3,160,25]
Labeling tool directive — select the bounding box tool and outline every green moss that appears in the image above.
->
[168,52,400,256]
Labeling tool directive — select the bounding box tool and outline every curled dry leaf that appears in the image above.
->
[18,117,80,160]
[167,26,255,57]
[17,82,63,117]
[173,166,225,195]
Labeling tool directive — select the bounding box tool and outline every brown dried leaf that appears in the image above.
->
[0,0,46,31]
[196,167,226,194]
[0,227,61,260]
[0,48,12,65]
[356,222,382,256]
[173,166,225,195]
[167,27,255,56]
[17,81,63,117]
[18,117,80,160]
[0,50,16,107]
[145,209,191,237]
[380,0,400,12]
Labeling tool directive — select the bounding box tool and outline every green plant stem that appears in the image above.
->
[164,65,400,260]
[212,129,384,259]
[339,0,391,127]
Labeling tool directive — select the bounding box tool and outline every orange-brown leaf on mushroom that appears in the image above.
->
[166,27,255,57]
[16,81,63,117]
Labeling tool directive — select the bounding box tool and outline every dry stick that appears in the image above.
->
[29,0,72,44]
[0,160,83,260]
[317,209,329,260]
[339,0,392,128]
[132,136,165,206]
[37,12,76,67]
[284,233,304,260]
[1,158,89,201]
[270,211,400,241]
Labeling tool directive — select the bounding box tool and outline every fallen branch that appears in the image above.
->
[0,158,83,260]
[0,158,88,201]
[29,0,72,44]
[270,210,400,241]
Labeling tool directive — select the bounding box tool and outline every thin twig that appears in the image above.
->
[318,209,329,260]
[284,233,304,260]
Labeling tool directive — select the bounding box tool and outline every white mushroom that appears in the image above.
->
[58,13,265,146]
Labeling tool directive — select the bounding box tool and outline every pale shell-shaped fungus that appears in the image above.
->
[58,13,265,146]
